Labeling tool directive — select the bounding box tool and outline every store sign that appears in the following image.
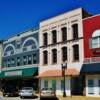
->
[92,48,100,56]
[5,70,22,76]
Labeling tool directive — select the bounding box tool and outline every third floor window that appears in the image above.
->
[61,27,67,42]
[43,33,48,46]
[72,24,78,39]
[52,30,57,44]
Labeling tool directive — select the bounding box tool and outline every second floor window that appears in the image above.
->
[43,33,48,46]
[23,56,27,65]
[62,47,67,62]
[61,27,67,42]
[17,57,21,66]
[43,51,48,65]
[72,24,78,39]
[33,54,37,64]
[52,49,57,64]
[73,45,79,61]
[28,55,32,64]
[52,30,57,44]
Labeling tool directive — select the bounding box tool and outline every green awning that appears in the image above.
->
[0,67,38,79]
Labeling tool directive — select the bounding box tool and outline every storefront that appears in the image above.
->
[81,63,100,97]
[0,67,38,91]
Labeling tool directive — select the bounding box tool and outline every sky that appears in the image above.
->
[0,0,100,40]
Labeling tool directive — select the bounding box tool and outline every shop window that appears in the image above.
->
[61,80,64,91]
[98,80,100,94]
[43,33,48,46]
[52,49,57,64]
[23,56,27,65]
[52,80,56,90]
[88,80,94,94]
[43,51,48,65]
[61,27,67,42]
[28,55,32,64]
[72,24,78,39]
[73,45,79,61]
[17,57,21,66]
[62,47,67,62]
[52,30,57,44]
[44,80,48,88]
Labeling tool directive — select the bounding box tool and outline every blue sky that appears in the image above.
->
[0,0,100,39]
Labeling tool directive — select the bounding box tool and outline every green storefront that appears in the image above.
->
[0,67,38,91]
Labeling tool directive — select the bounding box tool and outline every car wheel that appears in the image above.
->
[20,96,24,99]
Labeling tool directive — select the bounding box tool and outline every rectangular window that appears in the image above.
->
[72,24,78,39]
[98,80,100,94]
[43,51,48,65]
[43,33,48,46]
[88,80,94,94]
[33,54,37,64]
[62,27,67,42]
[52,80,56,90]
[52,49,57,64]
[7,59,10,67]
[61,80,64,91]
[11,58,15,67]
[23,56,27,65]
[28,55,32,64]
[17,57,21,66]
[44,80,48,88]
[52,30,57,44]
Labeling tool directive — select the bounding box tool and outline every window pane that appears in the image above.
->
[92,37,99,48]
[62,47,67,62]
[52,49,57,64]
[43,51,48,64]
[44,80,48,88]
[52,30,57,44]
[52,80,56,90]
[88,80,94,94]
[61,80,64,91]
[62,27,67,42]
[28,55,32,64]
[72,24,78,39]
[43,33,48,46]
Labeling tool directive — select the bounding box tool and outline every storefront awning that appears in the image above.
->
[37,68,79,78]
[0,67,38,79]
[80,63,100,74]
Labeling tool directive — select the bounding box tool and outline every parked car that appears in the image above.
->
[3,86,18,97]
[40,88,56,98]
[19,87,35,98]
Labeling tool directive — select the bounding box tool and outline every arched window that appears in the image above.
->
[62,47,67,62]
[43,51,48,65]
[73,44,79,61]
[72,24,78,39]
[91,30,100,48]
[52,49,57,64]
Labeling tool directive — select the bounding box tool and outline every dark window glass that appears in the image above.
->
[62,47,67,62]
[43,51,48,65]
[61,27,67,42]
[7,59,10,67]
[33,54,37,64]
[28,55,32,64]
[72,24,78,39]
[43,33,48,46]
[52,49,57,64]
[23,56,27,65]
[73,45,79,61]
[52,30,57,44]
[17,57,21,66]
[11,58,15,67]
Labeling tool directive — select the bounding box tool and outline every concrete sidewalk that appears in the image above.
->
[57,96,100,100]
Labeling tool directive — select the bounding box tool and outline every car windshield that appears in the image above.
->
[22,87,33,90]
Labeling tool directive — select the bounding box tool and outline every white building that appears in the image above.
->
[38,8,90,96]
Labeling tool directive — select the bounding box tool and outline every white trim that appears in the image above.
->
[2,64,39,71]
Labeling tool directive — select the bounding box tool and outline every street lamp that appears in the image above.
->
[61,63,67,97]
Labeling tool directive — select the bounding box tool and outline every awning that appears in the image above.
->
[0,67,38,79]
[37,68,79,78]
[80,63,100,74]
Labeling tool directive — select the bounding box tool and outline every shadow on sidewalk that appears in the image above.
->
[40,97,59,100]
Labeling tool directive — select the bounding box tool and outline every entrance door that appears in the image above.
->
[71,75,85,95]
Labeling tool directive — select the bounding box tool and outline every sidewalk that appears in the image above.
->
[57,96,100,100]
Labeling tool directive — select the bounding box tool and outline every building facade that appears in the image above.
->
[38,8,90,96]
[0,28,39,91]
[82,15,100,97]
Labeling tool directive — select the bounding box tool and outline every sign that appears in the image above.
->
[5,70,22,76]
